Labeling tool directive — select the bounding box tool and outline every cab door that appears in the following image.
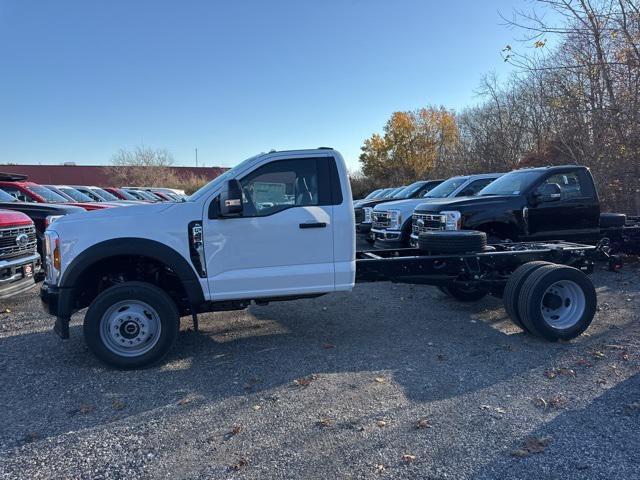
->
[527,170,600,240]
[204,156,337,301]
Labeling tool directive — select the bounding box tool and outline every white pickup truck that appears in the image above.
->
[41,148,604,368]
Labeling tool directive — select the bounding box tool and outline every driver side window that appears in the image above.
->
[536,172,584,200]
[240,158,319,216]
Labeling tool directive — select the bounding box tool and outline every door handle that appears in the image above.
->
[299,222,327,229]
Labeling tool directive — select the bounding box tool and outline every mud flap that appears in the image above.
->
[54,316,70,339]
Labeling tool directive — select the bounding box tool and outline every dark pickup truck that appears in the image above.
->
[410,165,638,251]
[0,188,84,258]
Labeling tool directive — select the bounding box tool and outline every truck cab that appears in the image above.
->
[411,165,601,243]
[40,149,354,368]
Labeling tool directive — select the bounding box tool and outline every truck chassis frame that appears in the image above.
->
[356,240,601,293]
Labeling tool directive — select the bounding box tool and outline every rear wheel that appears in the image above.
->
[84,281,180,369]
[503,261,553,331]
[517,265,597,341]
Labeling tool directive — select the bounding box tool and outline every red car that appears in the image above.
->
[103,187,141,201]
[0,174,113,211]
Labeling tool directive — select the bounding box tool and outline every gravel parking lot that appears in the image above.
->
[1,248,639,479]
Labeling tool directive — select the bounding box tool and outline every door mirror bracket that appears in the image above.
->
[218,179,244,217]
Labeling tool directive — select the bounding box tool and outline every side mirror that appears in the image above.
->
[219,179,244,217]
[536,183,562,203]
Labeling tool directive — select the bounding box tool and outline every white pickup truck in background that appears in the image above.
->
[40,148,603,368]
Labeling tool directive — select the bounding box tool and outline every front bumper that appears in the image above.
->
[0,253,41,300]
[370,228,406,247]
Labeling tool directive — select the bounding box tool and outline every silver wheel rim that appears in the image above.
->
[99,300,162,357]
[540,280,586,329]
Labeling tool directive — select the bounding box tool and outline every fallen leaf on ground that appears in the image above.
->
[112,399,126,411]
[415,419,432,429]
[78,404,94,414]
[229,458,248,471]
[533,397,547,408]
[316,418,332,428]
[590,350,606,359]
[376,420,387,427]
[619,351,630,361]
[293,375,317,387]
[321,343,335,349]
[177,396,193,406]
[374,464,386,473]
[374,377,386,384]
[251,405,262,411]
[576,358,593,367]
[401,454,416,463]
[512,436,552,457]
[524,436,552,453]
[225,425,243,439]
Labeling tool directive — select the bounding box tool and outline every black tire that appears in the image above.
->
[503,261,553,331]
[418,230,487,254]
[83,281,180,369]
[599,213,627,228]
[517,265,597,341]
[443,284,488,302]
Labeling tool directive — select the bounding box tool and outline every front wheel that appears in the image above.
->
[83,281,180,369]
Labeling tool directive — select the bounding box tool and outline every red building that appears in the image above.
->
[0,164,226,187]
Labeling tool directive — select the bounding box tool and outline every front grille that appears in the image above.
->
[372,211,390,228]
[412,213,445,236]
[0,225,37,260]
[354,208,364,223]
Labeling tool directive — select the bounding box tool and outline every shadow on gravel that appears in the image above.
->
[2,262,633,454]
[471,372,640,480]
[1,281,611,450]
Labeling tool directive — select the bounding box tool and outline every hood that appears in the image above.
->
[414,195,517,212]
[355,197,404,209]
[53,201,170,226]
[0,201,85,216]
[372,197,429,213]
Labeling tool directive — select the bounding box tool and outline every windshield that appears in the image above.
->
[478,170,541,196]
[0,189,17,202]
[135,190,158,201]
[392,181,425,199]
[115,188,137,200]
[382,187,402,198]
[424,177,469,198]
[28,185,69,203]
[59,187,93,202]
[364,189,382,199]
[92,188,119,201]
[189,154,260,201]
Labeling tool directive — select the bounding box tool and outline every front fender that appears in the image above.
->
[60,238,205,308]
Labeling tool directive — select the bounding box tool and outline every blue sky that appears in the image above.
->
[0,1,535,171]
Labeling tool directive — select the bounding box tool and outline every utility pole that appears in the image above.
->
[195,148,198,168]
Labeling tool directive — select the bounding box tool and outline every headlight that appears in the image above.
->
[441,211,462,230]
[363,207,372,223]
[44,230,61,285]
[388,210,402,229]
